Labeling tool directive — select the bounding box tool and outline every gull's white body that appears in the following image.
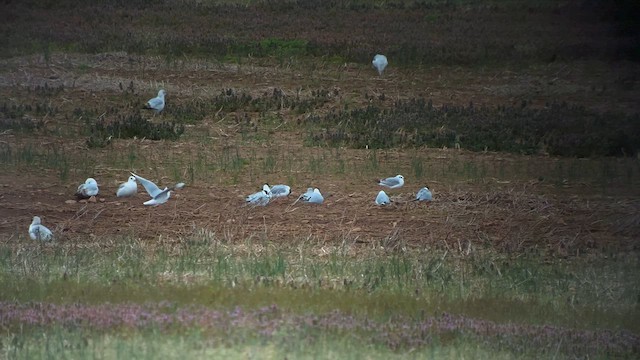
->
[144,90,166,113]
[116,176,138,197]
[375,190,390,206]
[293,187,314,205]
[303,188,324,204]
[269,184,291,198]
[131,172,173,206]
[76,178,99,199]
[246,184,271,207]
[29,216,53,242]
[378,174,404,189]
[372,54,388,76]
[415,187,433,201]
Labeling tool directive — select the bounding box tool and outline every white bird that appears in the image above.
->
[29,216,53,242]
[292,187,314,205]
[375,190,391,206]
[246,184,271,207]
[372,54,388,76]
[143,89,166,113]
[415,187,433,201]
[302,188,324,204]
[269,184,291,198]
[116,176,138,197]
[378,174,404,189]
[131,172,182,206]
[75,178,99,199]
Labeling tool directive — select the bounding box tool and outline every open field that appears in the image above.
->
[1,0,640,358]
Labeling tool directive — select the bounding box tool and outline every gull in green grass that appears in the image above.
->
[29,216,53,242]
[143,89,166,113]
[372,54,388,76]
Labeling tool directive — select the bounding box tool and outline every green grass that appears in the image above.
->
[0,326,540,360]
[1,237,638,332]
[1,136,639,196]
[1,237,638,358]
[306,100,640,157]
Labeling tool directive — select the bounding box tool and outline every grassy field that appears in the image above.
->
[1,0,639,358]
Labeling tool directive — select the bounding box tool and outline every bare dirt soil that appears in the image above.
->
[1,53,639,255]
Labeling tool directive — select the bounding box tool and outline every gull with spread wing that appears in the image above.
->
[131,172,184,206]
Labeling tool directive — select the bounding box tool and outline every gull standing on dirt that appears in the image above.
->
[143,89,166,113]
[301,188,324,204]
[116,175,138,197]
[378,174,404,189]
[131,172,184,206]
[75,178,99,199]
[375,190,391,206]
[372,54,388,76]
[245,184,272,207]
[29,216,53,242]
[415,186,433,201]
[269,184,291,198]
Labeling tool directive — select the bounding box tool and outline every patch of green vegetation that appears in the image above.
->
[86,112,185,148]
[166,100,213,124]
[0,142,71,179]
[307,100,640,157]
[0,325,554,360]
[258,38,309,58]
[0,99,58,133]
[3,0,633,65]
[0,116,43,133]
[219,146,246,172]
[1,237,638,333]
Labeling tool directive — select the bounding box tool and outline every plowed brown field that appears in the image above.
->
[1,53,638,256]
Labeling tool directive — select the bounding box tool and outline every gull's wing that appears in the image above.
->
[30,224,53,241]
[293,188,313,205]
[147,96,163,110]
[246,190,270,206]
[245,191,261,203]
[270,185,290,197]
[416,187,432,201]
[117,177,138,197]
[306,189,324,204]
[131,172,162,198]
[380,177,400,187]
[117,182,127,191]
[375,191,389,205]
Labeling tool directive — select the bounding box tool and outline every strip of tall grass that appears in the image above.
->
[306,100,640,157]
[0,324,567,360]
[1,235,637,333]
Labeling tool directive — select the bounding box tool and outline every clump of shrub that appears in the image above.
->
[0,101,56,133]
[165,101,210,124]
[307,99,640,157]
[30,83,65,97]
[0,116,44,132]
[211,88,331,114]
[86,112,185,148]
[0,102,58,119]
